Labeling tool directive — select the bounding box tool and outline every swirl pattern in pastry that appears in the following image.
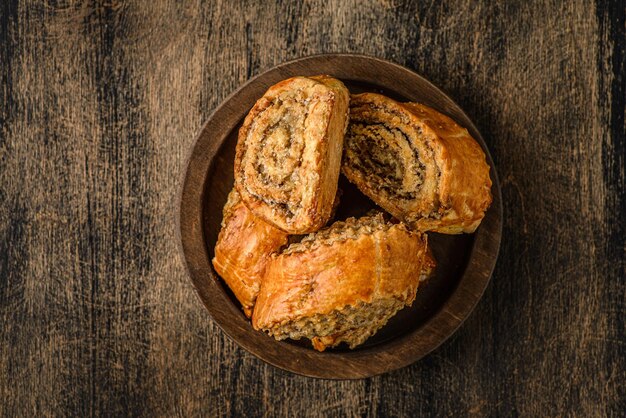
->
[343,93,492,233]
[234,75,350,234]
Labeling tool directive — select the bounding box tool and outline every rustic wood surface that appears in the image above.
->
[0,0,624,416]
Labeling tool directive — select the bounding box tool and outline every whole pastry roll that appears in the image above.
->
[234,75,350,234]
[342,93,493,234]
[252,213,434,351]
[212,189,289,317]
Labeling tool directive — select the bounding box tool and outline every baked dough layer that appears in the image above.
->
[252,213,434,351]
[234,75,350,234]
[212,189,289,317]
[343,93,492,233]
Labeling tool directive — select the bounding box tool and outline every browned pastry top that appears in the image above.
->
[252,214,431,332]
[212,190,289,317]
[403,102,493,232]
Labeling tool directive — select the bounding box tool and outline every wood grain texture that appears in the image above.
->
[0,0,623,416]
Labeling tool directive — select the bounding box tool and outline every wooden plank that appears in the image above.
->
[0,0,623,416]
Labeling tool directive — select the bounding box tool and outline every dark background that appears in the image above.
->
[0,0,624,416]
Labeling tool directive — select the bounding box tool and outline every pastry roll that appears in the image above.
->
[212,189,289,317]
[252,213,434,351]
[342,93,492,234]
[234,75,350,234]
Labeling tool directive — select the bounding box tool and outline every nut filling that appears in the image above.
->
[343,98,435,205]
[344,122,425,201]
[240,94,330,219]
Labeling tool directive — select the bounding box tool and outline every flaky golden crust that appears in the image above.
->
[403,102,493,232]
[343,93,492,234]
[212,190,289,317]
[251,214,432,349]
[234,75,350,234]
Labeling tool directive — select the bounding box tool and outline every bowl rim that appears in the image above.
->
[177,53,503,379]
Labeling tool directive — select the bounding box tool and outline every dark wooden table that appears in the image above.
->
[1,1,624,416]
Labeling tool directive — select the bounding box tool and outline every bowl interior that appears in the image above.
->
[202,79,476,351]
[180,54,502,378]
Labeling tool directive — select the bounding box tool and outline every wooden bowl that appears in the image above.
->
[178,54,502,379]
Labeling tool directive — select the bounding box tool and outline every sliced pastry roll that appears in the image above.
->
[343,93,493,234]
[212,189,289,317]
[234,75,350,234]
[252,213,434,351]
